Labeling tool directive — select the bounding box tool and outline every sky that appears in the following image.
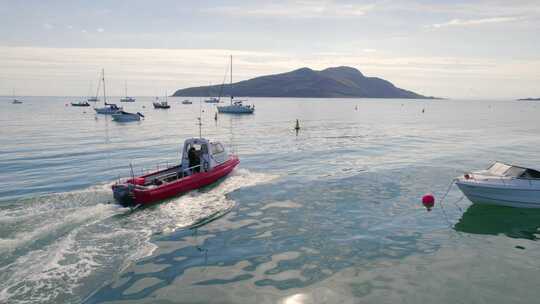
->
[0,0,539,98]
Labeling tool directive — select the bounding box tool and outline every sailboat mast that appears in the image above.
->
[230,55,233,105]
[102,69,107,104]
[125,81,127,98]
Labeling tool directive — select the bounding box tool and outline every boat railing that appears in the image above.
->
[117,161,203,184]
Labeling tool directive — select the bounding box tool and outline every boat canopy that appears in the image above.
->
[180,138,229,172]
[486,162,540,179]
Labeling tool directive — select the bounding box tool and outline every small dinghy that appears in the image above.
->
[112,138,239,206]
[71,101,90,107]
[112,111,144,122]
[456,162,540,208]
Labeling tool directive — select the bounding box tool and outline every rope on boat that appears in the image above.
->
[435,178,465,227]
[439,178,463,212]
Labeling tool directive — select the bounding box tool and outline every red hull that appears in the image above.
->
[114,156,239,206]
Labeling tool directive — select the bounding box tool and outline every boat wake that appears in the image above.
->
[0,168,275,304]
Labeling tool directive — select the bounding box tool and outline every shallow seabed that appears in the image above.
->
[1,97,539,304]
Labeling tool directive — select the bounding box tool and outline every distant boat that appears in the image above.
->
[456,162,540,208]
[112,111,144,122]
[182,99,192,104]
[71,101,90,107]
[120,81,136,102]
[93,69,123,114]
[11,89,23,104]
[217,56,255,114]
[153,94,170,109]
[87,81,99,102]
[153,100,170,109]
[205,97,220,103]
[95,102,122,114]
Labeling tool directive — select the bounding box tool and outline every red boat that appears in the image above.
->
[112,138,239,207]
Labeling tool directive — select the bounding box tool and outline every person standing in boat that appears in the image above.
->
[188,147,200,173]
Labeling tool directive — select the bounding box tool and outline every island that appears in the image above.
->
[173,66,436,99]
[517,97,540,101]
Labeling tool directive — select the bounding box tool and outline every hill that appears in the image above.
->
[173,66,433,99]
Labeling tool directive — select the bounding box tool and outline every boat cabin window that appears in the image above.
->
[504,166,526,177]
[520,169,540,179]
[211,143,225,155]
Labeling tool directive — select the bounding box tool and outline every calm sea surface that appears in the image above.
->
[1,97,540,304]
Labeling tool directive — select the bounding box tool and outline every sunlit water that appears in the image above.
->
[1,96,540,304]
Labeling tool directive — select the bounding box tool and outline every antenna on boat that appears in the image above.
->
[230,54,233,105]
[198,98,203,138]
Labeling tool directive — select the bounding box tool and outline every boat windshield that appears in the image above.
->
[487,162,512,175]
[487,162,540,179]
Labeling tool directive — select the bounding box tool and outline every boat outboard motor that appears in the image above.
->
[112,183,136,207]
[137,112,145,118]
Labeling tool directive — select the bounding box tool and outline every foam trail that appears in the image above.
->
[0,169,276,304]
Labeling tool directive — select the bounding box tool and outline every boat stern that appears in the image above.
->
[112,183,137,207]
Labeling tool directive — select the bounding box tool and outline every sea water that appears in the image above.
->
[1,97,540,303]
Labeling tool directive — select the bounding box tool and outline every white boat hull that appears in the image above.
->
[217,105,254,114]
[112,113,141,122]
[456,180,540,208]
[95,107,122,114]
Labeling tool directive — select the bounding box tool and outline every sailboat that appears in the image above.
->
[87,81,99,102]
[217,56,254,114]
[204,83,220,103]
[153,92,170,109]
[11,89,23,104]
[120,81,136,102]
[94,69,123,114]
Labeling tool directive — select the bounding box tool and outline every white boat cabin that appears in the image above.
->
[180,138,229,174]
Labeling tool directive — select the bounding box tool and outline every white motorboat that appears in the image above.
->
[112,111,144,122]
[456,162,540,208]
[216,55,255,114]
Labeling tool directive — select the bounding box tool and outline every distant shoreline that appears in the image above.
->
[517,97,540,101]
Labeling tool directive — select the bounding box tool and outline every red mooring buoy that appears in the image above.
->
[422,193,435,211]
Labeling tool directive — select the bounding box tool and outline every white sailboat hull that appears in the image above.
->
[112,113,141,122]
[217,104,254,114]
[95,107,122,114]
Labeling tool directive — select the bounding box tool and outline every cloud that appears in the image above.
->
[67,25,73,30]
[97,28,105,33]
[0,46,539,98]
[204,1,374,18]
[43,23,54,30]
[431,16,523,28]
[81,29,87,33]
[362,49,377,53]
